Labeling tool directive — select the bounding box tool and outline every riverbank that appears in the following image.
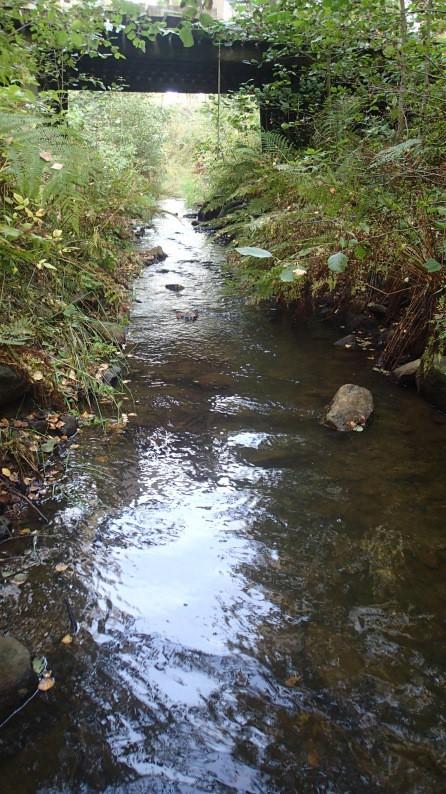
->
[196,137,446,413]
[0,226,166,517]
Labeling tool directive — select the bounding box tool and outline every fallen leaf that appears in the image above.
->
[51,162,63,170]
[55,562,68,573]
[61,633,73,645]
[19,527,32,535]
[1,467,11,477]
[39,151,53,162]
[38,676,55,692]
[32,371,44,382]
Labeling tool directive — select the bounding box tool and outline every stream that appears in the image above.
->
[1,199,446,793]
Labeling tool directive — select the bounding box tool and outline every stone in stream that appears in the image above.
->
[142,246,167,264]
[392,358,420,386]
[165,284,184,292]
[0,636,34,710]
[176,310,198,322]
[325,384,374,431]
[57,414,79,437]
[333,334,357,349]
[0,365,29,410]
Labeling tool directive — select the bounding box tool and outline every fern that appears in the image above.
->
[0,110,99,231]
[371,138,422,167]
[0,318,34,346]
[260,131,297,163]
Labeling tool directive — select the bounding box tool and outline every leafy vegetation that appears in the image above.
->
[199,0,446,375]
[0,1,170,496]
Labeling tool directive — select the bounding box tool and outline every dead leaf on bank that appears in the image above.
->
[51,162,63,170]
[55,562,68,573]
[38,676,55,692]
[39,151,52,162]
[1,467,11,477]
[19,527,32,535]
[32,371,44,382]
[61,633,73,645]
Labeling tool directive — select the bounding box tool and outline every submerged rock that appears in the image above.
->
[0,636,33,709]
[392,358,420,386]
[0,365,29,409]
[325,384,374,431]
[165,284,184,292]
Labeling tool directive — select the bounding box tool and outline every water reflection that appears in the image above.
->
[1,199,446,792]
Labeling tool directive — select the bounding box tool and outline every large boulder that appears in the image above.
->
[392,358,420,386]
[418,355,446,411]
[0,365,29,409]
[325,384,374,431]
[0,636,34,710]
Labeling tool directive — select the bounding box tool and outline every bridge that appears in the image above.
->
[74,14,275,95]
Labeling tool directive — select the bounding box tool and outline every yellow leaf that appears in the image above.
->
[13,192,24,203]
[38,676,55,692]
[55,562,68,573]
[19,527,31,535]
[61,634,73,645]
[1,467,11,477]
[52,229,62,239]
[32,371,44,381]
[35,208,46,218]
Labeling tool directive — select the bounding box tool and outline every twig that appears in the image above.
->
[0,688,39,730]
[0,476,49,524]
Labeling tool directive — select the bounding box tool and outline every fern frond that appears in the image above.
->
[260,131,297,163]
[371,138,422,167]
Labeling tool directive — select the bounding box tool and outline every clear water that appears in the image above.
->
[1,200,445,793]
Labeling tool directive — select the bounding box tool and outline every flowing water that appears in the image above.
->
[1,199,446,793]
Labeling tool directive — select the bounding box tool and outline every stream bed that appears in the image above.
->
[1,199,445,793]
